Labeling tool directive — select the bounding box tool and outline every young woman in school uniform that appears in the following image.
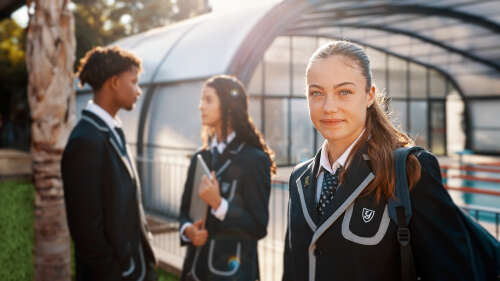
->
[282,41,478,281]
[178,75,276,281]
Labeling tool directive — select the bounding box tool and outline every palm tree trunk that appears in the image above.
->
[26,0,76,280]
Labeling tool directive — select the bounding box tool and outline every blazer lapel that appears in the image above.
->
[296,149,322,231]
[108,135,136,182]
[314,146,375,238]
[82,110,153,247]
[81,110,136,183]
[124,143,140,185]
[123,142,152,235]
[305,147,375,281]
[212,137,244,178]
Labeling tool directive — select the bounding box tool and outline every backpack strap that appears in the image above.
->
[388,146,424,224]
[388,146,424,281]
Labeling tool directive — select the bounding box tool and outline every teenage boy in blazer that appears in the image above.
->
[61,46,156,281]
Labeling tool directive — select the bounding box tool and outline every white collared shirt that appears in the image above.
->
[85,100,124,147]
[208,131,236,220]
[316,129,365,202]
[180,132,236,242]
[210,131,236,155]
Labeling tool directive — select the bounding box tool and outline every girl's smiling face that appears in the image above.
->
[307,55,375,146]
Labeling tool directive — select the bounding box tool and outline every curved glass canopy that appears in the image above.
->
[74,0,500,157]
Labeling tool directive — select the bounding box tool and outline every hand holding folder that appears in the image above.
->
[184,219,207,247]
[199,170,222,210]
[188,155,212,223]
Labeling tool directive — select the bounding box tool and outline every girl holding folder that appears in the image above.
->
[179,75,276,281]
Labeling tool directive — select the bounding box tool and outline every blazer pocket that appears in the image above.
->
[121,256,135,278]
[207,239,242,277]
[341,203,390,245]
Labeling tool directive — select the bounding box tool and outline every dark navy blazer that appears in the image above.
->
[62,110,156,281]
[283,144,476,281]
[179,137,271,281]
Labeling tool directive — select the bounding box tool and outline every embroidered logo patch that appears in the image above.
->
[362,208,375,223]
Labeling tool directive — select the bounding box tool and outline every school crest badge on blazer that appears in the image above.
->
[362,208,375,223]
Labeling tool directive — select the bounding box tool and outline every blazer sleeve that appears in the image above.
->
[282,201,294,280]
[217,152,272,239]
[178,154,198,246]
[282,169,298,281]
[409,151,475,281]
[61,137,122,281]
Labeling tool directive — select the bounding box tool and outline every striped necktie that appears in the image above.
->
[211,147,220,170]
[318,167,341,217]
[115,127,127,154]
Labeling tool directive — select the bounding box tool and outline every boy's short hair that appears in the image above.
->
[76,46,142,91]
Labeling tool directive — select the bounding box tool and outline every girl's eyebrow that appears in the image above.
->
[308,82,356,90]
[308,84,324,90]
[333,82,355,88]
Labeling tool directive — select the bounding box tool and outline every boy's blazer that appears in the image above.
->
[62,110,156,281]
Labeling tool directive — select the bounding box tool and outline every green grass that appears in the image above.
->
[0,180,179,281]
[0,180,34,281]
[157,269,179,281]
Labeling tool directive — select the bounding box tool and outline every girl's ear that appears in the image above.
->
[367,85,376,108]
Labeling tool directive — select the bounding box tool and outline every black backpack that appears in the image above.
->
[387,146,500,281]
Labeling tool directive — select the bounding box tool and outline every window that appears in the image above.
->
[264,37,291,96]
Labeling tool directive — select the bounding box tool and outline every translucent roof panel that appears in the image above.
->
[145,81,205,151]
[75,0,500,98]
[112,16,207,85]
[152,3,275,83]
[286,0,500,97]
[74,16,206,91]
[74,3,275,91]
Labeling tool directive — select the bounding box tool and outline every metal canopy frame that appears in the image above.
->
[288,23,500,73]
[305,3,500,34]
[229,0,500,154]
[65,0,500,158]
[233,0,500,94]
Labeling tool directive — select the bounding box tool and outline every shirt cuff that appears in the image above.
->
[180,222,192,242]
[211,198,228,221]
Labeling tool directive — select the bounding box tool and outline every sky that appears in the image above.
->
[11,5,28,28]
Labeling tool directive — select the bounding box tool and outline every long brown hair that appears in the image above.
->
[307,41,421,201]
[201,75,277,175]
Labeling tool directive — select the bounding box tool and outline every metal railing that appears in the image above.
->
[137,153,191,220]
[441,160,500,238]
[462,204,500,238]
[137,153,500,279]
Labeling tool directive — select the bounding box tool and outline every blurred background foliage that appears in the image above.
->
[0,0,209,151]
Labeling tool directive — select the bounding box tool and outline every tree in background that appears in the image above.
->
[1,0,208,152]
[73,0,209,66]
[18,1,208,279]
[26,0,76,279]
